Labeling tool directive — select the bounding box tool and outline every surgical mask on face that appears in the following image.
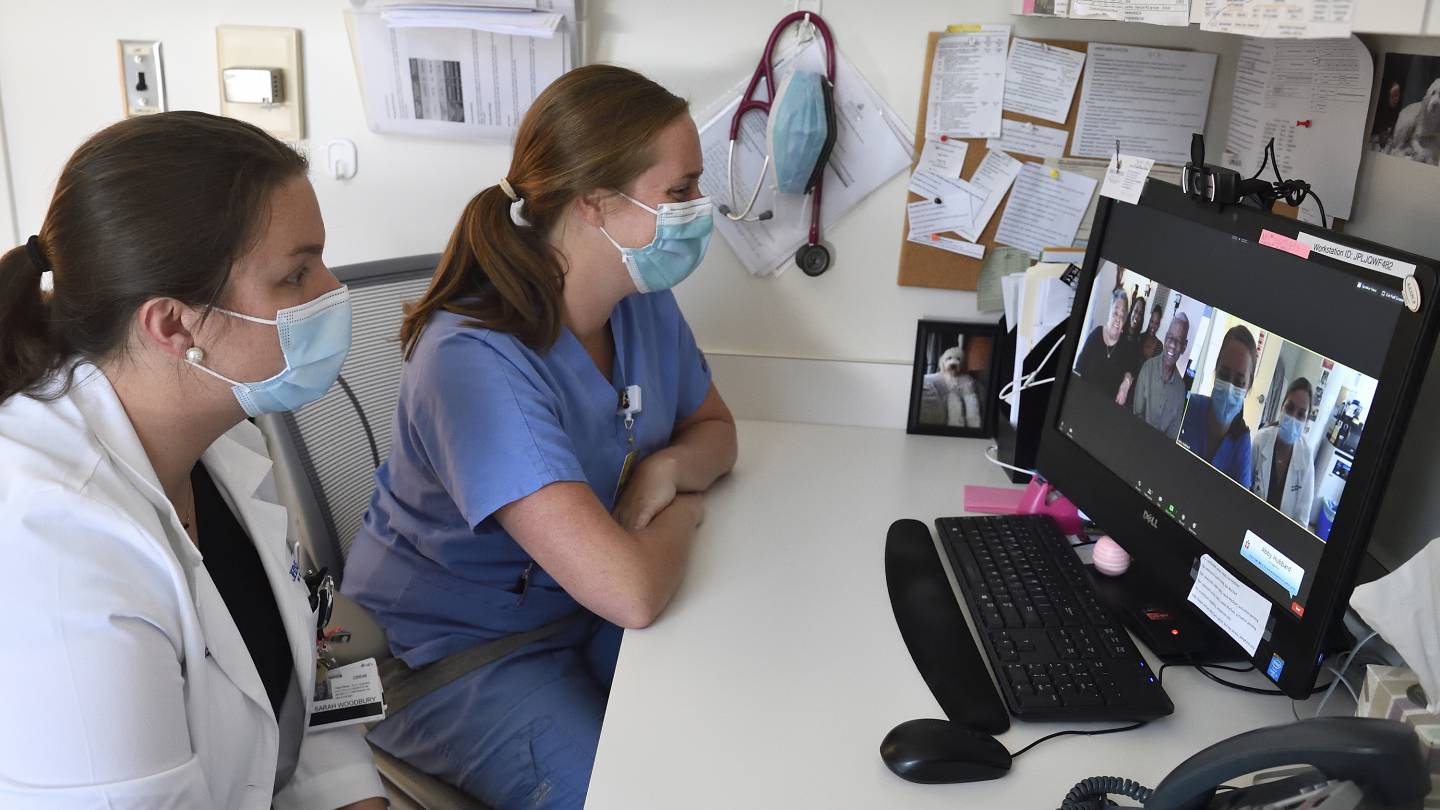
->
[600,192,714,294]
[1279,413,1303,445]
[185,286,352,417]
[1211,379,1247,427]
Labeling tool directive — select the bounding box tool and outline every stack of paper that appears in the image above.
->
[1002,262,1078,421]
[345,0,584,140]
[381,6,564,38]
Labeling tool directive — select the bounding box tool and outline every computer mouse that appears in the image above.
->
[879,718,1012,784]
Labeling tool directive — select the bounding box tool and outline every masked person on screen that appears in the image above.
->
[1252,377,1317,526]
[342,66,738,810]
[1178,325,1258,488]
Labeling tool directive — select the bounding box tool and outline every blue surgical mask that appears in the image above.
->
[187,286,352,417]
[1211,379,1247,427]
[601,193,714,294]
[1279,413,1303,445]
[767,70,834,194]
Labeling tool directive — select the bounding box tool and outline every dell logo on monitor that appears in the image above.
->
[1142,511,1159,529]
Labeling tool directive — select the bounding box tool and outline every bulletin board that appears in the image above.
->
[896,34,1091,292]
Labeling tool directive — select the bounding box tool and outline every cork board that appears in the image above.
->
[897,34,1091,292]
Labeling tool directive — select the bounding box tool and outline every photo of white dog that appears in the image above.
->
[920,345,982,428]
[1386,78,1440,165]
[1372,55,1440,168]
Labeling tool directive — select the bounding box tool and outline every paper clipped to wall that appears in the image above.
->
[1072,43,1217,166]
[925,25,1011,140]
[345,2,582,140]
[1220,37,1371,224]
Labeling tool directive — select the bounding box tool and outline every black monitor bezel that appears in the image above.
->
[1037,181,1440,698]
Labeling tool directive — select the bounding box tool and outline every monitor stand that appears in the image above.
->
[1086,563,1247,664]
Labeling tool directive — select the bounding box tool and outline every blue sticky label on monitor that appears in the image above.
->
[1267,653,1285,682]
[1240,530,1304,597]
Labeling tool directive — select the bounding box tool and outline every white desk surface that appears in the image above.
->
[586,420,1340,810]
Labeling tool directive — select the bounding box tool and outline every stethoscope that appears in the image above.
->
[720,11,836,277]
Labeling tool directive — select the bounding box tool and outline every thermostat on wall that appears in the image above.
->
[223,68,284,105]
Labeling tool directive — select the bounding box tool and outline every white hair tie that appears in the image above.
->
[498,177,530,227]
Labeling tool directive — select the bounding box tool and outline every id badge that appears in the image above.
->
[614,450,638,501]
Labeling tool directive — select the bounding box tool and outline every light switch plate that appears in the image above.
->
[118,40,166,117]
[216,25,304,140]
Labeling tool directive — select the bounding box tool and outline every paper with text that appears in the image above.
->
[1220,37,1370,223]
[1197,0,1356,39]
[1101,153,1155,204]
[995,163,1098,258]
[1188,555,1270,656]
[1003,39,1086,124]
[987,119,1070,159]
[957,150,1025,242]
[1072,44,1217,165]
[909,233,987,259]
[907,197,975,239]
[347,8,573,140]
[926,26,1011,139]
[916,137,970,178]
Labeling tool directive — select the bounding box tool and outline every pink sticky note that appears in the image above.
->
[1259,229,1311,259]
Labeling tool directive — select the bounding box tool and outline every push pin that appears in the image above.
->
[940,135,950,142]
[1296,120,1312,128]
[934,197,943,205]
[1048,168,1060,179]
[1115,139,1123,170]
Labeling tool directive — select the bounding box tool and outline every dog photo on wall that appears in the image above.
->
[1371,53,1440,167]
[908,319,1001,438]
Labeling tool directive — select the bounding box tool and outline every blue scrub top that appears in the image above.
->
[1177,394,1253,489]
[343,291,712,668]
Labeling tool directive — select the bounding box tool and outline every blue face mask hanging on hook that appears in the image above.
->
[766,70,837,195]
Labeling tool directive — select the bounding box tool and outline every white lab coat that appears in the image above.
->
[0,363,384,810]
[1251,425,1317,526]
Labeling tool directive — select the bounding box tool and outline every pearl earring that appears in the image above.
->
[185,347,205,364]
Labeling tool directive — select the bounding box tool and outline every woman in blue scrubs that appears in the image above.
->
[1178,324,1257,487]
[343,65,738,809]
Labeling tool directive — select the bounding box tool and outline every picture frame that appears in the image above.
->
[907,319,1002,438]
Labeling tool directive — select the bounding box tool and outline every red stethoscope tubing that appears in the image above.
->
[728,11,835,246]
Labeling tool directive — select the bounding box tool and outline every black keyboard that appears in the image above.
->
[936,514,1174,723]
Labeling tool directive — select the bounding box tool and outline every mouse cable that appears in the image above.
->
[1012,721,1147,761]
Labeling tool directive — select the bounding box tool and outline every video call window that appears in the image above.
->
[1071,262,1380,546]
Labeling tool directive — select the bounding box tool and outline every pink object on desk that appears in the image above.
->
[962,478,1083,535]
[1091,535,1131,576]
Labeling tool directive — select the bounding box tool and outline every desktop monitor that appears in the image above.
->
[1037,181,1440,699]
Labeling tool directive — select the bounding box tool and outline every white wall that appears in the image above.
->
[0,0,1258,368]
[3,1,1440,556]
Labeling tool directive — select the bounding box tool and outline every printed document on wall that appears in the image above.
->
[1220,37,1371,223]
[994,163,1097,258]
[1069,0,1188,24]
[1072,44,1217,165]
[345,8,573,140]
[925,26,1011,140]
[696,40,914,277]
[1003,39,1086,124]
[1196,0,1356,39]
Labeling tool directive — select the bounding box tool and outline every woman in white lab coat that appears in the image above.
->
[1252,377,1318,527]
[0,112,385,810]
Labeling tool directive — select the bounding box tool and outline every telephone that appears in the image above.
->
[1059,717,1430,810]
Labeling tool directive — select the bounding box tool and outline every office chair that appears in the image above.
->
[255,254,486,809]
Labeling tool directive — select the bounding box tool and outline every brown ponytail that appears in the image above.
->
[400,65,690,357]
[0,111,307,403]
